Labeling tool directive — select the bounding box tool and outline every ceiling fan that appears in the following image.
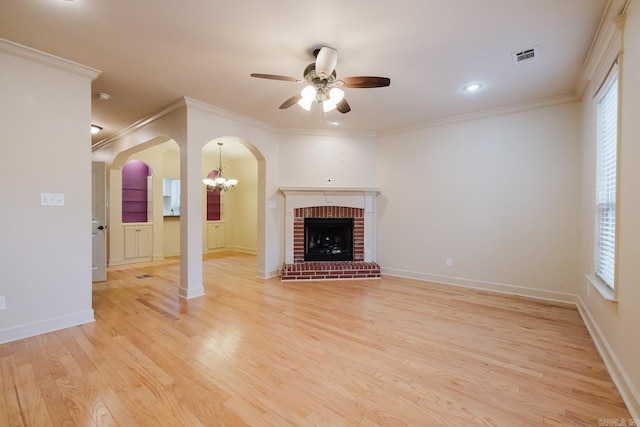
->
[250,46,390,114]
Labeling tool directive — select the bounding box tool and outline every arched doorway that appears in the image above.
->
[202,137,259,269]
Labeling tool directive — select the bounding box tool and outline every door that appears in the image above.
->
[92,161,107,282]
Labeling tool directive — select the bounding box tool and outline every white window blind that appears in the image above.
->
[595,64,618,289]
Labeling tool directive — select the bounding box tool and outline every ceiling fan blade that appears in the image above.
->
[340,76,391,88]
[336,98,351,114]
[250,73,300,83]
[279,93,302,109]
[315,47,338,79]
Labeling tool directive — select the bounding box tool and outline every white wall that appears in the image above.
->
[377,103,582,300]
[578,1,640,417]
[0,40,99,343]
[278,131,378,188]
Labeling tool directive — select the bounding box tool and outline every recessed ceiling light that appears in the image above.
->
[91,125,102,135]
[463,83,483,92]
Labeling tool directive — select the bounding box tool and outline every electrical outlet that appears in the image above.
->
[446,258,453,267]
[0,296,5,310]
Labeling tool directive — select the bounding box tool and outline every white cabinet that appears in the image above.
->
[207,222,225,250]
[124,224,153,260]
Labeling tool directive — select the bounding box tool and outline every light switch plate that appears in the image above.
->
[41,193,65,206]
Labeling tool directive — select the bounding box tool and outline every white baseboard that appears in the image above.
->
[0,309,95,345]
[226,246,257,255]
[257,268,281,279]
[178,285,205,299]
[577,298,640,421]
[382,267,578,304]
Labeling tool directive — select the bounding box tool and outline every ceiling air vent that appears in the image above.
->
[512,46,539,65]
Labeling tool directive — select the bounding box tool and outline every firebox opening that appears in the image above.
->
[304,217,354,262]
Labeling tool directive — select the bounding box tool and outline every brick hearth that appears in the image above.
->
[281,261,381,281]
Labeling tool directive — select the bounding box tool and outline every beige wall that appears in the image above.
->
[0,40,99,343]
[578,1,640,417]
[163,147,181,256]
[376,102,582,300]
[225,155,259,254]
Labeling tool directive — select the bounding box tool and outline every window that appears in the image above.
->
[594,64,619,290]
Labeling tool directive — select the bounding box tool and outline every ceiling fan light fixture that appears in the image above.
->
[301,85,317,101]
[329,87,345,103]
[297,98,313,111]
[250,45,390,115]
[323,100,337,112]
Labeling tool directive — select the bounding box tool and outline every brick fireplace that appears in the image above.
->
[280,187,381,281]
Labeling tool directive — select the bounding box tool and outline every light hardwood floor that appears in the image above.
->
[0,252,631,426]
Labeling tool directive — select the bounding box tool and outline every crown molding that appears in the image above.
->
[0,38,100,80]
[575,0,630,97]
[277,127,376,138]
[377,93,579,137]
[91,98,187,151]
[92,96,280,152]
[183,97,278,133]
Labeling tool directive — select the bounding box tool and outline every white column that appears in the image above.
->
[178,140,205,299]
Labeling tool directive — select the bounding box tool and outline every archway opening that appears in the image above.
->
[202,137,259,268]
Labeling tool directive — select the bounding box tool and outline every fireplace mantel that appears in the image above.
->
[280,187,379,265]
[280,187,379,207]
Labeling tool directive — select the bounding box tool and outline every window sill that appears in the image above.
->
[585,274,617,303]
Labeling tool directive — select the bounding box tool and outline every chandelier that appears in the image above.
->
[202,142,238,192]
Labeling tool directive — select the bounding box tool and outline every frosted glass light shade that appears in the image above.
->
[323,100,336,112]
[301,85,316,101]
[298,98,312,111]
[329,87,344,103]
